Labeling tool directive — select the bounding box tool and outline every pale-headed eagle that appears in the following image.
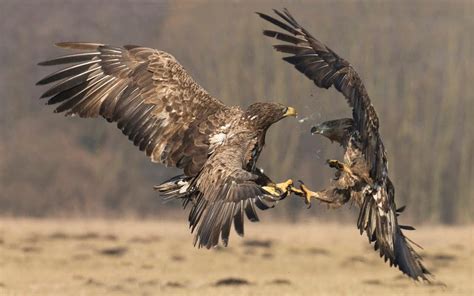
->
[259,9,431,282]
[37,42,297,249]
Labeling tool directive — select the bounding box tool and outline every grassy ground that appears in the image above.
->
[0,218,472,295]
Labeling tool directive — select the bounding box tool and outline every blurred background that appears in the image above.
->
[1,1,473,295]
[0,0,473,224]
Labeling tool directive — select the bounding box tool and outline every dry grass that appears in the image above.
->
[0,218,472,296]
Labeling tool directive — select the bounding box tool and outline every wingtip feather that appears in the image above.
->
[55,42,103,50]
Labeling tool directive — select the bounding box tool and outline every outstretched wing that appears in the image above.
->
[37,42,228,176]
[357,180,431,281]
[187,138,277,249]
[260,10,431,282]
[258,9,385,181]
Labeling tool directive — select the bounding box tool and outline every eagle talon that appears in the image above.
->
[262,185,279,197]
[327,159,357,181]
[262,179,293,198]
[287,181,317,208]
[327,159,344,170]
[299,183,317,208]
[275,179,293,193]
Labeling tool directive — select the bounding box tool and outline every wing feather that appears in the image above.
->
[260,10,431,282]
[187,138,278,249]
[38,42,229,176]
[259,9,384,180]
[356,182,431,281]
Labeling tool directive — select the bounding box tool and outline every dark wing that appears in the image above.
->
[258,9,385,181]
[188,138,277,249]
[37,42,228,176]
[323,167,431,281]
[357,179,431,282]
[260,10,431,282]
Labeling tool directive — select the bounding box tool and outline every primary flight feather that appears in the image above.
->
[37,42,297,249]
[259,9,431,282]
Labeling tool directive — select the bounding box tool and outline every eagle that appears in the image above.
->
[37,42,297,249]
[258,9,431,282]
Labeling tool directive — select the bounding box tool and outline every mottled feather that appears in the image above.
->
[38,45,292,248]
[259,9,431,282]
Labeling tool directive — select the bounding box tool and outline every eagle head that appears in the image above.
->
[311,118,354,144]
[245,102,297,130]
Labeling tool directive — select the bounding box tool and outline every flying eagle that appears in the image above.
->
[259,9,431,281]
[37,42,297,249]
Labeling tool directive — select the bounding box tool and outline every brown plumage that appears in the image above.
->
[37,42,297,249]
[259,9,431,282]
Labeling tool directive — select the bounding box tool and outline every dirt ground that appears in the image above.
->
[0,218,472,295]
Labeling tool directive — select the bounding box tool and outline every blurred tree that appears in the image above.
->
[0,0,472,223]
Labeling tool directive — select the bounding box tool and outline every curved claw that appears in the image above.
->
[287,180,316,208]
[262,185,280,197]
[262,179,294,199]
[327,159,344,170]
[276,179,293,193]
[300,183,317,208]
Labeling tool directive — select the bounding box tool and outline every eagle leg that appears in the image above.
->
[327,159,356,180]
[262,179,294,199]
[288,181,317,208]
[290,181,341,209]
[327,159,345,170]
[300,183,321,208]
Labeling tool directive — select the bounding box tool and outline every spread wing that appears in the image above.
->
[258,9,385,181]
[37,42,228,176]
[260,10,431,282]
[188,138,277,249]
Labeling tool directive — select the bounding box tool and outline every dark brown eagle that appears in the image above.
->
[37,42,297,249]
[259,9,431,282]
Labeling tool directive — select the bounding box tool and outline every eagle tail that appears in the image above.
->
[156,174,277,249]
[189,196,272,249]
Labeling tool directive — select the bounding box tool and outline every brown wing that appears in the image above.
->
[37,42,228,176]
[357,180,431,281]
[260,10,431,282]
[188,136,277,249]
[258,9,385,181]
[320,166,430,281]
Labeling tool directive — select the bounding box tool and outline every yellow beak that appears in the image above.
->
[283,106,297,117]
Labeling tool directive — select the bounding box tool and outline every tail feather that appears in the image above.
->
[155,174,277,249]
[190,197,269,249]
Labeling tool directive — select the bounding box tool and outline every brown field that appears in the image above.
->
[0,219,472,296]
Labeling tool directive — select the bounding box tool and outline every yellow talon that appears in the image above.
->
[327,159,344,170]
[262,185,280,196]
[300,183,319,208]
[262,179,293,197]
[289,181,343,208]
[275,179,293,193]
[289,186,304,196]
[287,181,319,208]
[327,159,353,174]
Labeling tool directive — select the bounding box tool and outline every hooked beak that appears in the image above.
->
[311,124,324,135]
[283,107,297,117]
